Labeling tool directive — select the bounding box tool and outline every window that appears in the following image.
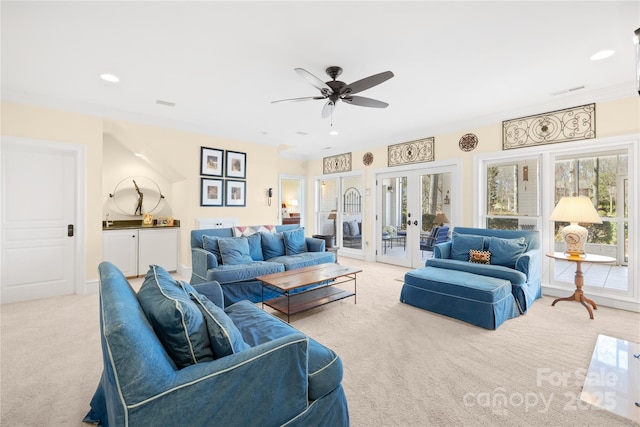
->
[553,151,628,264]
[485,158,539,230]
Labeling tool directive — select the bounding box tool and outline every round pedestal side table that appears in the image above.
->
[546,252,616,319]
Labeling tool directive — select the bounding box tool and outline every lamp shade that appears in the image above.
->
[549,196,602,224]
[433,212,450,225]
[327,210,337,220]
[550,196,602,256]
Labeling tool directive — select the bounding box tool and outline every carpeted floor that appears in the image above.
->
[1,258,638,426]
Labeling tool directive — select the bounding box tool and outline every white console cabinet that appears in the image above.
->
[103,227,178,277]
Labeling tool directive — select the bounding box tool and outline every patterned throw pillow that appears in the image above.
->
[233,225,276,237]
[469,249,491,264]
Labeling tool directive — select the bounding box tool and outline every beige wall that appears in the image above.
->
[2,97,638,283]
[2,101,298,281]
[305,97,640,229]
[1,102,104,280]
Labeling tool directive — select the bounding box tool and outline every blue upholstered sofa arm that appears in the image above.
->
[193,280,225,308]
[515,248,541,283]
[191,247,218,282]
[306,236,326,252]
[433,241,452,260]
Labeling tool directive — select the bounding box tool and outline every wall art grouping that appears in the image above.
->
[502,103,596,150]
[388,137,434,167]
[200,147,246,206]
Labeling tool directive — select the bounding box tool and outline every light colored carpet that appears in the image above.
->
[1,258,639,426]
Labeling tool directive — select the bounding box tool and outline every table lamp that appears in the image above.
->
[549,196,602,256]
[433,212,449,226]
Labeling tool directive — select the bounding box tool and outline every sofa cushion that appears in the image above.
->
[189,292,250,358]
[451,232,485,261]
[247,233,264,261]
[261,232,286,259]
[208,261,284,284]
[269,252,336,270]
[137,265,214,368]
[282,228,307,255]
[225,300,343,400]
[426,257,527,285]
[218,237,253,265]
[469,249,491,264]
[233,225,276,237]
[202,235,223,264]
[488,236,527,268]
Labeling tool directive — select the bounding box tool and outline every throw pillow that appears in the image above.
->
[189,292,250,358]
[349,220,360,237]
[233,225,276,237]
[261,232,285,259]
[282,227,308,255]
[246,233,264,261]
[343,222,352,237]
[469,249,491,264]
[202,235,223,264]
[137,265,214,369]
[488,236,527,268]
[450,232,486,261]
[217,237,253,265]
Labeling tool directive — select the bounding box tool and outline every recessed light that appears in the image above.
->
[590,50,615,61]
[329,130,339,136]
[100,73,120,83]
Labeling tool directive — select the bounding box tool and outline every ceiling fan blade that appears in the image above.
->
[343,71,394,95]
[271,96,325,104]
[295,68,333,95]
[343,96,389,108]
[321,100,336,118]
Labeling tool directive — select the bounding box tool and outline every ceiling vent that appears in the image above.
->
[155,99,176,107]
[551,86,585,96]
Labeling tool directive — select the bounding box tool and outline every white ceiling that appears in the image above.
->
[2,1,638,160]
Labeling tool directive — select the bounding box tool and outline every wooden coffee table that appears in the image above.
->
[256,263,361,322]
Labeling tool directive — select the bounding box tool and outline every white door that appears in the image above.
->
[1,137,79,303]
[377,167,456,268]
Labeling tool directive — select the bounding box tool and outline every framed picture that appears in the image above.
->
[201,178,224,206]
[225,179,246,206]
[200,147,224,177]
[226,150,246,179]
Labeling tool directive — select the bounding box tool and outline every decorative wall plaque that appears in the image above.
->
[362,152,374,166]
[502,103,596,150]
[459,133,478,152]
[323,152,352,174]
[388,137,434,167]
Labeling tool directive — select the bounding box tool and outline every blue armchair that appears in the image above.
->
[84,262,349,426]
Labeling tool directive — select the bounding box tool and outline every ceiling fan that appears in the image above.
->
[272,66,394,118]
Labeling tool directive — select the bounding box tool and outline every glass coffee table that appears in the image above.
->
[256,262,361,322]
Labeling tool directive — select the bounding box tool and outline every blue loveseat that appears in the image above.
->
[401,227,542,329]
[84,262,349,426]
[191,225,335,306]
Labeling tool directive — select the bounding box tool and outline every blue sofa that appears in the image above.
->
[191,225,335,306]
[84,262,349,426]
[401,227,541,329]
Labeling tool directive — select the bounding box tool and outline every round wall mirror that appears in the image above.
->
[110,176,164,216]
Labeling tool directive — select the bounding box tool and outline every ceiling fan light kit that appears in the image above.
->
[272,66,394,118]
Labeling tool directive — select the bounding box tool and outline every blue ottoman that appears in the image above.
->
[400,266,520,329]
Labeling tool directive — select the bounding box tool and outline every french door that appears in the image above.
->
[377,168,453,268]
